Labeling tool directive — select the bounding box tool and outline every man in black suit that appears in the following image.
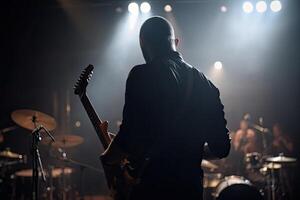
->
[101,16,230,200]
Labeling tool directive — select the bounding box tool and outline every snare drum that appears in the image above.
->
[214,176,263,200]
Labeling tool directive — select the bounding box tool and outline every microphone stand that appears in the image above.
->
[31,121,55,200]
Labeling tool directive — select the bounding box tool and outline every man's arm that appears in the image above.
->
[101,66,145,165]
[200,75,231,159]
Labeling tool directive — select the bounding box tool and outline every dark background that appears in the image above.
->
[1,0,299,197]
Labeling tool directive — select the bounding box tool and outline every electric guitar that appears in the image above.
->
[74,65,137,200]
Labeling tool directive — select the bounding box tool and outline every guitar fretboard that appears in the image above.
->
[80,93,110,149]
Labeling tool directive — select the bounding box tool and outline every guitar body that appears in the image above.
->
[74,65,139,200]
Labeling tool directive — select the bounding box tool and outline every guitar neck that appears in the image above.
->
[80,93,110,149]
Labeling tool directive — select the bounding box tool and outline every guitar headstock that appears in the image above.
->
[74,64,94,97]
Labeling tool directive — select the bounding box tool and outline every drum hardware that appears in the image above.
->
[203,173,222,188]
[11,109,57,131]
[245,152,262,170]
[42,134,84,148]
[266,154,297,163]
[201,159,218,171]
[53,147,103,200]
[0,148,27,169]
[47,165,55,200]
[11,109,57,200]
[0,148,23,159]
[244,114,270,155]
[0,125,18,134]
[14,166,75,200]
[263,153,297,200]
[3,108,297,199]
[214,175,263,200]
[242,114,295,200]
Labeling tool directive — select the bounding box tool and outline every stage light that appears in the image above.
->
[243,1,254,13]
[214,61,223,70]
[220,6,227,13]
[256,1,267,13]
[140,2,151,13]
[128,2,139,15]
[164,4,172,13]
[270,0,282,12]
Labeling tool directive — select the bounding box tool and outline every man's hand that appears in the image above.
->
[101,139,127,166]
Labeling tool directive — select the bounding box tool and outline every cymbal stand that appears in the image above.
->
[271,166,276,200]
[31,116,55,200]
[48,165,54,200]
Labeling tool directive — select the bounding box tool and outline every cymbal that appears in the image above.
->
[11,109,56,131]
[15,169,39,177]
[15,167,74,178]
[201,159,218,170]
[264,163,281,169]
[0,149,23,159]
[43,135,84,148]
[51,167,74,178]
[266,155,297,163]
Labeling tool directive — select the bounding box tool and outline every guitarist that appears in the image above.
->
[101,16,231,200]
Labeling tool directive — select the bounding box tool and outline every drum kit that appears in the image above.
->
[202,152,297,200]
[0,109,102,200]
[0,109,297,200]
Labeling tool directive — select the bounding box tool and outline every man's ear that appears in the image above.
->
[175,38,179,47]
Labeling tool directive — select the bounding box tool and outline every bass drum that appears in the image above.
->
[214,176,263,200]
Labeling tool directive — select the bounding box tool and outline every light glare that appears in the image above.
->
[164,4,172,13]
[220,6,227,13]
[243,1,254,13]
[214,61,223,70]
[128,2,139,15]
[256,1,267,13]
[270,0,282,12]
[140,2,151,13]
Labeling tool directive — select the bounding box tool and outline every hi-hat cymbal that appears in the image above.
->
[201,159,218,170]
[0,149,23,159]
[11,109,56,131]
[43,135,84,148]
[266,155,297,163]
